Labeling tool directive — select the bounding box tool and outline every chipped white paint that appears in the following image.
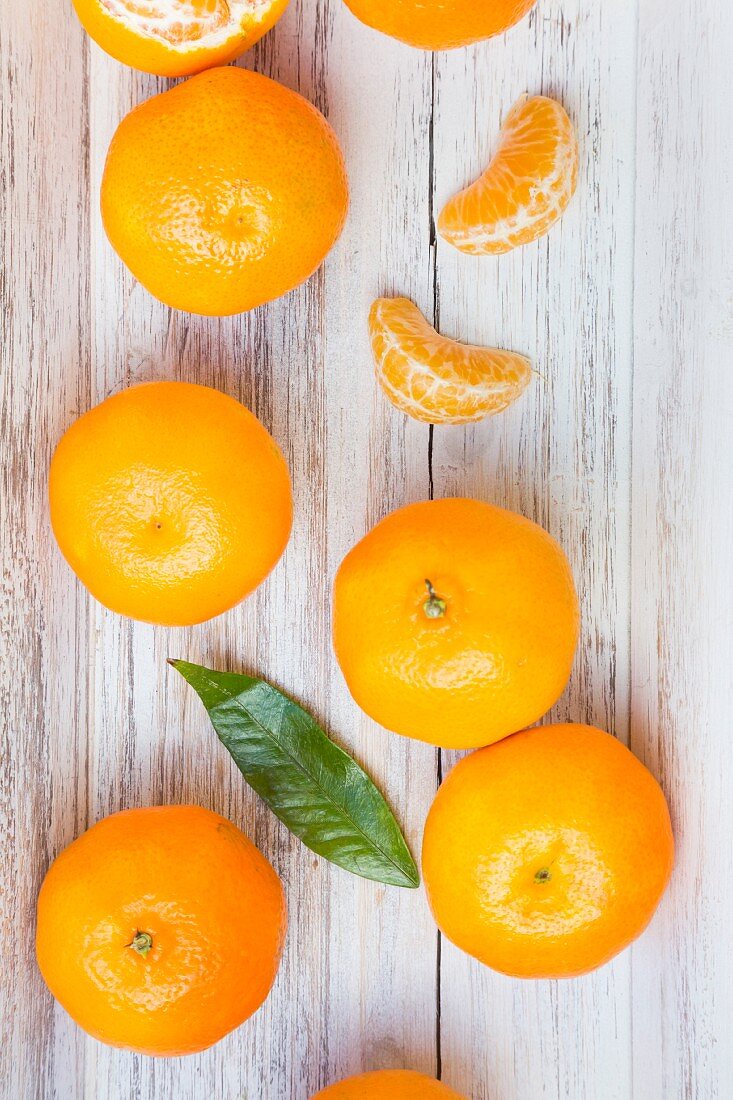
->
[1,1,731,1098]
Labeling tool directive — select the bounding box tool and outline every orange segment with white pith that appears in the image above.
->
[438,95,579,255]
[369,297,532,425]
[72,0,289,77]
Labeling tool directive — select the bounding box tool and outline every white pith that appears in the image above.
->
[371,300,532,426]
[100,0,273,49]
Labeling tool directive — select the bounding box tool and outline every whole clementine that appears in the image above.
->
[71,0,289,78]
[49,381,292,626]
[101,66,349,316]
[332,498,579,749]
[36,805,286,1055]
[342,0,537,50]
[422,724,674,978]
[312,1069,466,1098]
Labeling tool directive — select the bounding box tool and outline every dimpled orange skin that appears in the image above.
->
[71,0,290,78]
[332,498,579,750]
[312,1069,466,1099]
[49,381,292,626]
[422,724,674,979]
[342,0,537,50]
[101,67,349,316]
[36,806,287,1056]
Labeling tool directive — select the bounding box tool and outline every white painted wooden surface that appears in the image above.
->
[1,1,731,1098]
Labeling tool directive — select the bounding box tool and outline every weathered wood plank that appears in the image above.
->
[430,2,638,1096]
[79,2,438,1098]
[630,2,733,1097]
[0,4,92,1098]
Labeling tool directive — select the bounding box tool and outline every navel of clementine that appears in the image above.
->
[312,1069,466,1099]
[101,66,349,316]
[422,724,674,978]
[49,381,292,626]
[72,0,289,78]
[36,806,287,1055]
[342,0,537,50]
[332,498,579,750]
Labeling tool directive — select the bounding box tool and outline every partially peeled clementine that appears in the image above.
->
[72,0,290,77]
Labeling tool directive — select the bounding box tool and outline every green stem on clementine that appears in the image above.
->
[534,867,552,884]
[128,931,153,957]
[423,579,446,619]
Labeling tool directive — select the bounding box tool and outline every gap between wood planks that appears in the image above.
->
[427,46,442,1085]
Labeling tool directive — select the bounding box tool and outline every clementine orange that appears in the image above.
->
[313,1069,466,1098]
[36,805,287,1055]
[342,0,537,50]
[438,95,579,255]
[49,381,292,626]
[369,296,532,424]
[101,66,349,315]
[422,724,674,978]
[72,0,289,77]
[332,498,579,749]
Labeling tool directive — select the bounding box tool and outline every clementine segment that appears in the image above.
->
[313,1069,466,1098]
[342,0,537,50]
[332,498,579,750]
[369,296,532,424]
[72,0,289,77]
[423,724,674,978]
[439,95,579,255]
[36,806,287,1055]
[101,67,349,315]
[49,381,292,626]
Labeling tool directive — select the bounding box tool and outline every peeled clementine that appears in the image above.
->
[36,805,287,1055]
[439,95,579,255]
[49,381,292,626]
[342,0,537,50]
[101,66,349,315]
[369,296,532,424]
[333,498,579,749]
[423,724,674,978]
[313,1069,466,1098]
[71,0,289,77]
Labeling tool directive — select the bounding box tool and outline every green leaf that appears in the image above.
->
[169,659,419,889]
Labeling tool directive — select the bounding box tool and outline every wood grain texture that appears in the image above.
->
[431,3,638,1097]
[630,2,733,1097]
[1,0,731,1097]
